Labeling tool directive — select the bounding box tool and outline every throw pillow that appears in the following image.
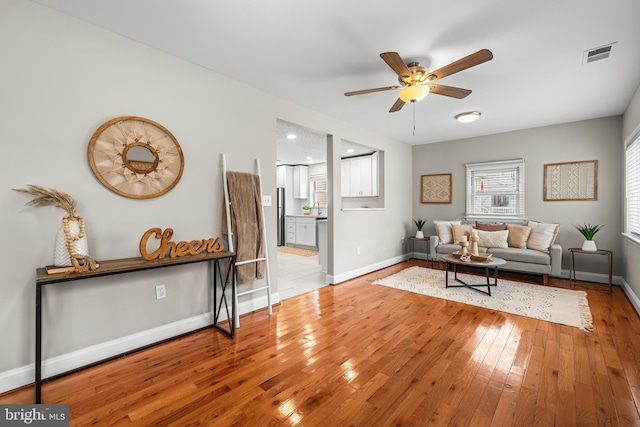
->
[527,221,560,253]
[507,224,531,249]
[475,221,508,231]
[433,220,461,244]
[476,229,509,248]
[451,224,473,244]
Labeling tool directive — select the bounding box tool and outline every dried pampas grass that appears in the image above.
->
[14,184,77,216]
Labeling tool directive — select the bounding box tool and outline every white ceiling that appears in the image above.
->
[276,121,373,165]
[33,0,640,159]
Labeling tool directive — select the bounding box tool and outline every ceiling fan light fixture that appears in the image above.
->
[398,85,430,103]
[455,111,481,123]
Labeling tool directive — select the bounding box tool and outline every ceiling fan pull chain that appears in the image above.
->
[412,101,416,136]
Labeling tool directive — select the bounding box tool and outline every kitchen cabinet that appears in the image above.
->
[341,152,378,197]
[286,216,316,248]
[292,165,309,198]
[277,165,287,188]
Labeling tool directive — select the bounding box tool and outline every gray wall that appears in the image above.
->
[0,0,411,389]
[412,117,624,278]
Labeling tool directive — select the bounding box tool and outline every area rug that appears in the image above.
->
[372,266,593,331]
[278,247,319,257]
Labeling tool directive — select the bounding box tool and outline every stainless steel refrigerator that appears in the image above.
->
[277,187,285,246]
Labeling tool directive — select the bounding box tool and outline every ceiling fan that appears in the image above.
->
[344,49,493,113]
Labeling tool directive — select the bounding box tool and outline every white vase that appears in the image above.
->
[54,220,89,267]
[581,240,597,251]
[415,230,424,238]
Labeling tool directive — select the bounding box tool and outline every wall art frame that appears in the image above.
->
[543,160,598,201]
[421,173,452,204]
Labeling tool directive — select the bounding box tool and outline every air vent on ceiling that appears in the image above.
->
[582,42,617,65]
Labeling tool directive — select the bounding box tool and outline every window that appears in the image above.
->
[465,159,525,221]
[310,174,328,207]
[626,133,640,238]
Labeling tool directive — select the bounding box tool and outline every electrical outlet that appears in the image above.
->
[262,195,272,206]
[155,284,166,300]
[356,246,361,255]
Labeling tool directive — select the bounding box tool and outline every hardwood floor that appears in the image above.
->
[2,260,640,426]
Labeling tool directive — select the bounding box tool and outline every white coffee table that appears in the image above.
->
[441,254,506,296]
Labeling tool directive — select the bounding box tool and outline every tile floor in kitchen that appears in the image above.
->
[277,249,327,300]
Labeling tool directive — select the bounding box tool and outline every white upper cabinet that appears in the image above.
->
[292,165,309,199]
[341,152,379,197]
[278,164,309,199]
[277,165,287,188]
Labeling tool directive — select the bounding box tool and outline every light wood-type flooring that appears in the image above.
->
[2,259,640,426]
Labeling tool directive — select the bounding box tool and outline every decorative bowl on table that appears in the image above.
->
[451,251,493,262]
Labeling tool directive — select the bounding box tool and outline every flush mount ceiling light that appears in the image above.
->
[398,84,430,103]
[286,133,297,140]
[455,111,481,123]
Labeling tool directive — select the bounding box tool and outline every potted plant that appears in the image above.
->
[574,223,604,251]
[302,205,311,215]
[413,218,426,238]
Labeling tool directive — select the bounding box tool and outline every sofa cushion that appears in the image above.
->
[433,220,460,244]
[451,224,473,244]
[527,221,560,253]
[477,229,509,248]
[487,247,551,265]
[507,224,532,249]
[475,221,508,231]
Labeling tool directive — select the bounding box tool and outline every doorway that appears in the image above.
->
[275,120,328,299]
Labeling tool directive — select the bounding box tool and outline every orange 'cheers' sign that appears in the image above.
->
[139,227,224,260]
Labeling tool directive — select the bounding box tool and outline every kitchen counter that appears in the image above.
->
[286,214,326,218]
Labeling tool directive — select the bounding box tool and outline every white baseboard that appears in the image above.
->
[0,295,279,395]
[620,277,640,315]
[558,268,624,286]
[327,254,407,284]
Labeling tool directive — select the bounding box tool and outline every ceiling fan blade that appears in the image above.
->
[428,84,472,99]
[380,52,411,79]
[389,98,405,112]
[344,85,401,96]
[426,49,493,82]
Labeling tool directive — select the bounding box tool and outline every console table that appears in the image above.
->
[34,251,236,403]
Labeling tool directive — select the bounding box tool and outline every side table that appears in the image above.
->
[408,236,432,265]
[568,247,612,292]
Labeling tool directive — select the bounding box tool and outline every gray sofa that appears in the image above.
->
[429,236,562,285]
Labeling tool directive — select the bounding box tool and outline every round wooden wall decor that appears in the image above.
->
[88,116,184,199]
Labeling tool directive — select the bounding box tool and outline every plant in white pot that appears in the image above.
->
[413,218,426,238]
[302,205,311,215]
[574,223,604,251]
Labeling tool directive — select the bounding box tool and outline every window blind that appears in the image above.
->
[311,174,328,206]
[626,135,640,237]
[465,159,525,221]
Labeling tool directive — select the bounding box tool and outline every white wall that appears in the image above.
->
[412,117,624,279]
[623,83,640,140]
[0,0,411,391]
